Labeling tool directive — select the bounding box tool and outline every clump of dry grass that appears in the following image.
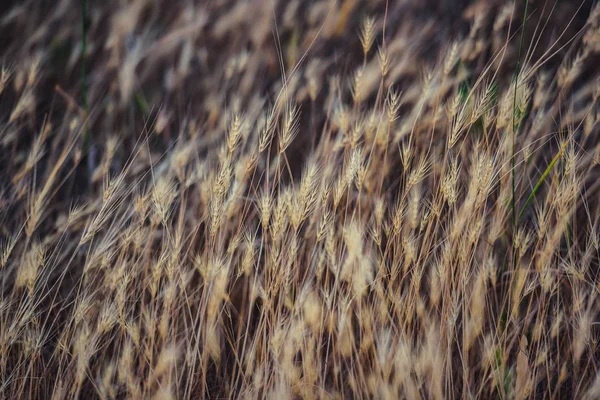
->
[1,0,600,398]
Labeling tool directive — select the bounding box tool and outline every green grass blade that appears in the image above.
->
[81,0,89,149]
[518,144,565,221]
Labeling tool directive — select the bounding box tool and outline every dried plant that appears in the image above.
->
[0,0,599,399]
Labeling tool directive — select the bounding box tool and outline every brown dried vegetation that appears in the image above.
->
[1,0,600,398]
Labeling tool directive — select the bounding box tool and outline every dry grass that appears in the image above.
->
[1,0,600,398]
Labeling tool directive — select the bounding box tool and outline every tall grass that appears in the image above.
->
[0,0,599,398]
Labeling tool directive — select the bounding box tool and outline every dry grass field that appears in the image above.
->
[1,0,600,398]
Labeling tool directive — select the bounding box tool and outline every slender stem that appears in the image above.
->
[81,0,89,149]
[512,0,528,262]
